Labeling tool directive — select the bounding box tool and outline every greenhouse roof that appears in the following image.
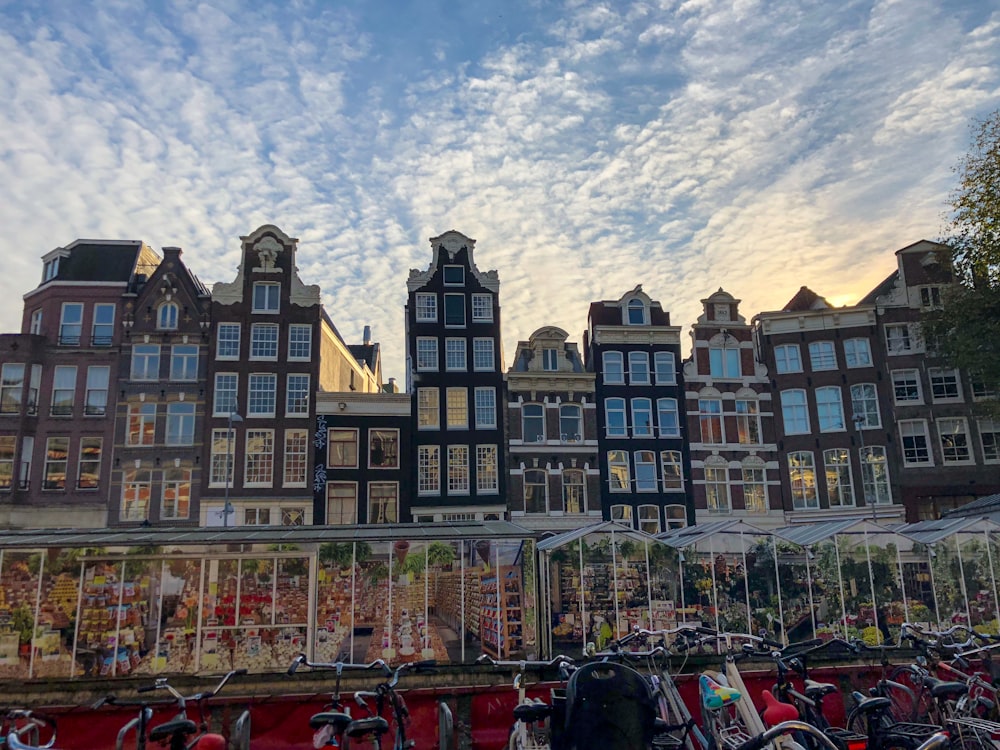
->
[536,521,664,551]
[656,519,770,548]
[772,519,875,547]
[0,521,534,549]
[889,517,1000,545]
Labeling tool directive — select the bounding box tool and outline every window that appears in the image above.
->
[522,403,545,442]
[900,420,932,465]
[43,256,60,281]
[214,374,238,416]
[252,282,280,312]
[131,344,160,381]
[562,469,585,513]
[477,445,498,493]
[368,483,398,524]
[972,381,998,401]
[919,285,944,310]
[632,398,653,437]
[444,294,465,326]
[448,446,469,493]
[251,324,279,359]
[445,338,467,371]
[980,420,1000,463]
[161,469,191,519]
[774,344,802,374]
[885,323,913,353]
[416,338,438,370]
[634,450,657,492]
[169,345,198,381]
[283,429,308,487]
[327,483,358,524]
[608,450,629,491]
[808,341,837,371]
[816,387,845,432]
[27,365,39,414]
[92,304,115,345]
[603,352,624,384]
[524,469,547,513]
[892,370,922,403]
[938,418,971,463]
[661,451,683,491]
[860,447,891,505]
[742,464,767,513]
[705,463,730,512]
[84,366,109,416]
[735,399,761,444]
[18,436,32,490]
[209,429,236,486]
[416,293,438,322]
[626,299,646,325]
[30,309,42,335]
[245,429,274,486]
[418,446,440,494]
[283,508,307,526]
[443,265,464,285]
[605,398,627,437]
[0,437,14,491]
[43,437,69,490]
[446,387,468,429]
[128,403,157,446]
[77,437,102,489]
[1,364,24,413]
[288,324,312,360]
[559,404,582,442]
[788,452,819,509]
[121,469,151,520]
[710,347,740,378]
[824,449,855,507]
[217,323,240,359]
[781,390,810,434]
[473,338,494,370]
[475,388,496,429]
[369,429,399,469]
[699,399,724,443]
[542,348,559,371]
[844,338,872,368]
[248,373,277,416]
[165,402,196,446]
[328,428,358,468]
[286,374,310,415]
[656,398,681,437]
[157,302,178,330]
[929,368,962,401]
[665,505,687,530]
[243,508,272,526]
[611,504,634,526]
[849,384,880,429]
[628,351,650,384]
[51,366,76,416]
[638,505,661,534]
[654,351,676,384]
[417,388,439,429]
[59,303,83,345]
[472,294,493,321]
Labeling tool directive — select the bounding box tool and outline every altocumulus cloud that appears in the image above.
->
[0,0,998,380]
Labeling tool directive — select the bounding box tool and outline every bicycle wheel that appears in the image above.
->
[888,666,932,722]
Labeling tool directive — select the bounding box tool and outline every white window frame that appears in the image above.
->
[631,398,654,437]
[244,429,275,487]
[447,446,470,494]
[476,445,498,494]
[327,482,358,525]
[523,468,547,513]
[213,373,238,416]
[638,505,661,534]
[885,323,913,354]
[283,429,309,488]
[774,344,802,374]
[929,367,963,402]
[742,464,767,513]
[170,344,199,381]
[417,388,440,430]
[59,302,83,346]
[288,324,312,361]
[368,482,399,524]
[844,338,872,368]
[823,448,855,507]
[781,389,810,435]
[559,403,582,443]
[654,351,676,384]
[788,451,819,510]
[610,504,634,527]
[562,469,586,513]
[808,341,837,371]
[472,338,495,371]
[542,348,559,371]
[446,387,468,430]
[131,344,160,381]
[445,338,467,371]
[51,365,77,416]
[92,303,115,346]
[165,402,196,446]
[626,299,647,325]
[608,450,630,492]
[247,373,277,417]
[735,399,761,445]
[709,347,740,378]
[209,428,236,487]
[161,468,191,520]
[418,446,440,495]
[472,293,493,322]
[603,351,624,384]
[474,387,496,429]
[698,398,724,443]
[415,293,438,322]
[850,383,881,429]
[634,450,657,492]
[327,428,359,469]
[443,293,466,327]
[815,386,846,432]
[416,337,439,371]
[660,450,684,492]
[938,417,973,464]
[628,351,650,385]
[521,403,545,443]
[252,282,280,313]
[899,420,933,466]
[705,464,731,513]
[979,420,1000,464]
[85,366,110,416]
[605,398,627,437]
[891,369,923,404]
[250,323,279,360]
[157,302,179,330]
[860,446,892,505]
[216,323,241,359]
[286,373,310,416]
[127,403,157,446]
[443,265,465,286]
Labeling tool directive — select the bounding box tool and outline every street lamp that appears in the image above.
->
[221,406,243,527]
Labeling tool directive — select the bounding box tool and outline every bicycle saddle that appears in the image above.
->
[851,695,891,715]
[922,676,968,698]
[149,718,198,742]
[804,679,838,698]
[699,674,741,709]
[513,702,553,723]
[760,691,799,726]
[309,711,354,732]
[346,716,390,739]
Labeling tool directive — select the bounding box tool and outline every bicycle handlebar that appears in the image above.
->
[735,720,840,750]
[476,654,574,669]
[287,654,390,676]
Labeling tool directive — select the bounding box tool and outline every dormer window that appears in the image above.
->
[443,265,464,286]
[43,258,60,282]
[158,302,179,330]
[626,299,647,325]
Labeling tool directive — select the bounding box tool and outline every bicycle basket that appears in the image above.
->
[562,662,657,750]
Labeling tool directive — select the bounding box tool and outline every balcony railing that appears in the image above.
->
[50,405,73,417]
[58,334,81,346]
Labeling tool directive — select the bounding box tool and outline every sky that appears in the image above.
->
[1,0,998,383]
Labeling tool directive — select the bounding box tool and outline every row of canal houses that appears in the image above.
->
[0,225,997,533]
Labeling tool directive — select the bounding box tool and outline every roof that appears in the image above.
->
[52,241,151,283]
[0,521,534,550]
[349,343,379,370]
[782,286,830,312]
[772,519,883,547]
[536,521,666,551]
[657,519,771,548]
[890,517,1000,545]
[942,493,1000,518]
[859,271,898,305]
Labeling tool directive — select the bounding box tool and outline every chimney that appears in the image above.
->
[162,246,183,260]
[363,325,372,345]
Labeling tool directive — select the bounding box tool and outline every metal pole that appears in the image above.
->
[985,530,1000,628]
[772,540,787,646]
[928,546,942,630]
[579,539,586,655]
[834,538,848,637]
[956,535,972,628]
[895,542,910,628]
[740,529,752,636]
[611,528,621,638]
[645,540,653,629]
[805,549,816,640]
[864,525,880,639]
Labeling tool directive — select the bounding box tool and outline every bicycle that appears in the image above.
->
[477,654,575,750]
[93,668,249,750]
[2,710,61,750]
[351,660,441,750]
